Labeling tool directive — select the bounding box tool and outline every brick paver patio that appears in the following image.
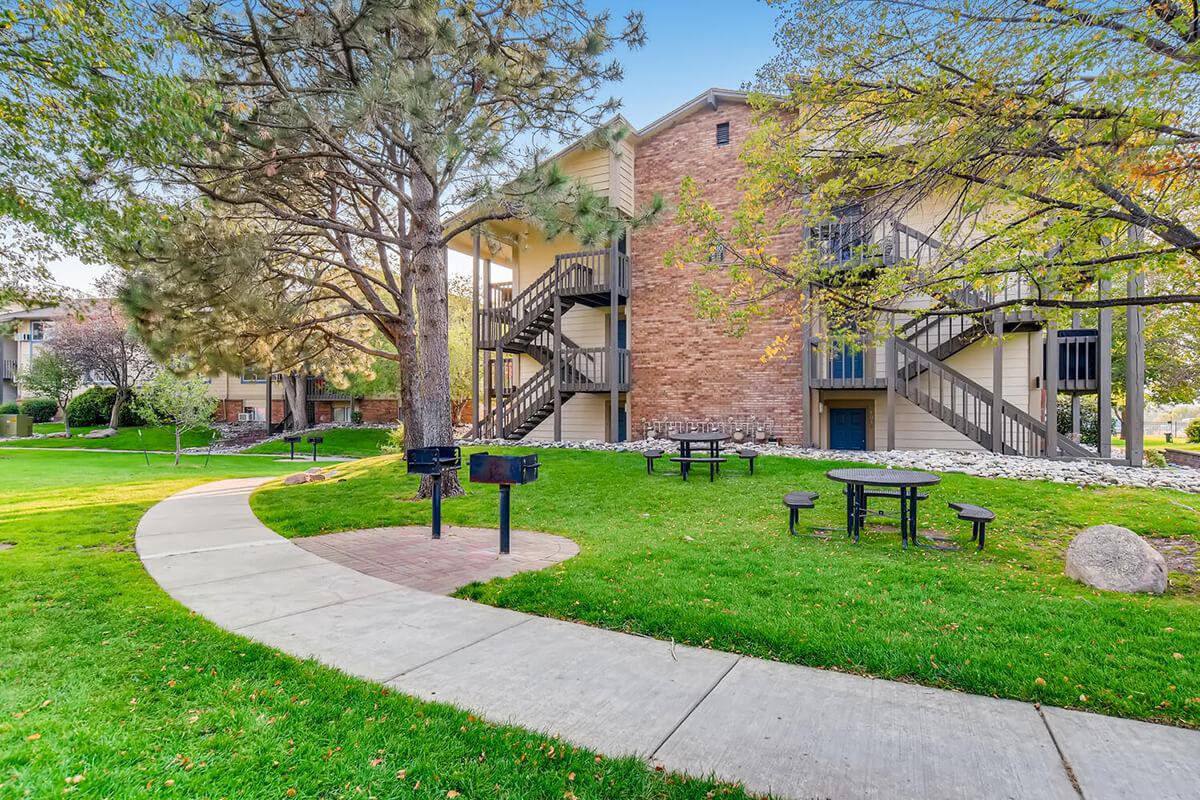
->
[293,524,579,594]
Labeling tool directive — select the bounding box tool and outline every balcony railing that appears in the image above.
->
[0,359,15,382]
[560,347,630,392]
[1057,329,1099,393]
[808,335,884,389]
[305,377,353,401]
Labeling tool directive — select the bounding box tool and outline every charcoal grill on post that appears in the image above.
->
[468,452,540,554]
[283,435,301,460]
[406,446,462,539]
[307,435,324,462]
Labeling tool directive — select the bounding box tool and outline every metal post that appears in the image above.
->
[498,484,511,554]
[431,472,442,539]
[1045,320,1059,458]
[1098,278,1113,458]
[608,237,619,442]
[991,309,1004,452]
[471,228,480,437]
[1126,270,1145,467]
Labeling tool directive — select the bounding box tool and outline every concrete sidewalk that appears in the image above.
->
[136,479,1200,800]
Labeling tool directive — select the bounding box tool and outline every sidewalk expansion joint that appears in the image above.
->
[230,586,402,631]
[649,654,742,760]
[1038,705,1085,799]
[382,617,536,683]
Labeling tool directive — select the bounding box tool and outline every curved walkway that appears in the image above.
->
[136,479,1200,800]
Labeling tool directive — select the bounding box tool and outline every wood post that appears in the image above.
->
[801,289,813,448]
[991,309,1004,453]
[1070,309,1081,440]
[553,260,562,442]
[608,236,619,442]
[483,257,492,421]
[1045,319,1059,458]
[1097,278,1113,458]
[885,333,897,451]
[471,229,480,437]
[1126,270,1145,467]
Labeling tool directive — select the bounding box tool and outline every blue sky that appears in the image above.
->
[597,0,781,128]
[51,1,783,292]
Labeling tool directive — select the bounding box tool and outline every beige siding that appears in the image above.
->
[614,137,635,214]
[559,148,611,201]
[526,393,607,441]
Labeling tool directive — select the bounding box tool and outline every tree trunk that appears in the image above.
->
[174,425,181,466]
[62,399,71,438]
[410,171,460,498]
[109,387,125,430]
[294,371,308,429]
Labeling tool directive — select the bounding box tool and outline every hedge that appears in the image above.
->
[65,387,145,428]
[19,397,58,423]
[0,402,18,415]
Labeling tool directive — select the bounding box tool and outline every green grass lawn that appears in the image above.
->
[253,448,1200,728]
[0,449,736,799]
[0,423,217,451]
[1118,434,1200,452]
[242,426,393,458]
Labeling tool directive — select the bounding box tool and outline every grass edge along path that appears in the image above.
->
[0,449,745,799]
[251,447,1200,729]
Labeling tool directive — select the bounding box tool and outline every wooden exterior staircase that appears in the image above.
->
[477,249,630,440]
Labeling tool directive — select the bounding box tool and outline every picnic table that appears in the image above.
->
[667,431,729,459]
[826,467,941,547]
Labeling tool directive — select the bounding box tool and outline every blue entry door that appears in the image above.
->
[829,407,868,450]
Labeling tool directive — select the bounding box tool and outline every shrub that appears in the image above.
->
[0,402,18,415]
[1186,419,1200,444]
[383,424,406,454]
[65,387,145,428]
[1056,396,1101,447]
[351,410,364,424]
[19,397,58,423]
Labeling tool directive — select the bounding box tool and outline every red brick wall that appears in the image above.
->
[359,398,399,423]
[630,101,806,444]
[216,399,243,423]
[313,401,333,424]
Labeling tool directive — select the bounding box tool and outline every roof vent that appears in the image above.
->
[716,122,730,147]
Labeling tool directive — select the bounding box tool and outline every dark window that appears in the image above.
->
[707,243,726,264]
[716,121,730,146]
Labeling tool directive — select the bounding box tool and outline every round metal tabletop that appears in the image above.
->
[667,431,731,443]
[825,467,942,488]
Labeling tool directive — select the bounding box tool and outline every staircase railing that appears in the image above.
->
[477,249,628,351]
[892,338,1093,457]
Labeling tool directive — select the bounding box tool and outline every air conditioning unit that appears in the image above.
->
[238,412,251,422]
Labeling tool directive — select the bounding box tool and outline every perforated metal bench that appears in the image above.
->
[949,502,996,551]
[783,491,820,536]
[671,456,726,482]
[736,449,760,474]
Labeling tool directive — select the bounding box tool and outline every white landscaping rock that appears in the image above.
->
[454,437,1200,494]
[1065,525,1168,594]
[83,427,118,439]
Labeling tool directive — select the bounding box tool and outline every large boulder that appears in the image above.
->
[283,473,310,486]
[83,427,117,439]
[1065,525,1168,594]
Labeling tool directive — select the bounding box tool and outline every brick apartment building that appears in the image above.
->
[450,88,1144,464]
